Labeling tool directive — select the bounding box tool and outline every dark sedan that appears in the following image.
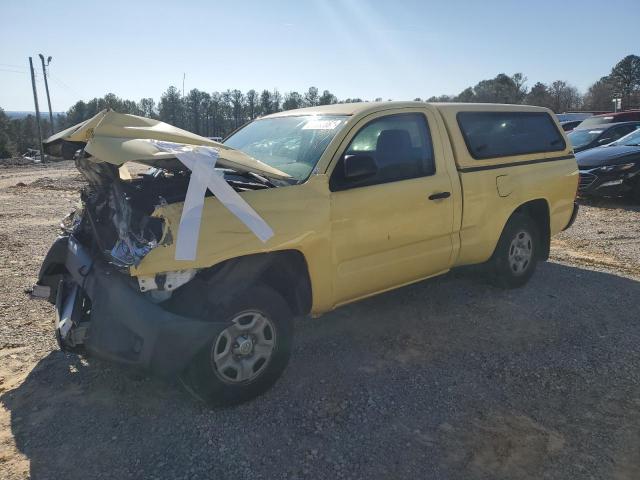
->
[568,121,640,153]
[577,127,640,200]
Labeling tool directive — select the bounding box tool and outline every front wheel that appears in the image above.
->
[489,213,540,289]
[180,285,294,407]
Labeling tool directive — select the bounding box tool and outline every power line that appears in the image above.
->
[0,68,28,74]
[48,72,83,97]
[0,63,26,69]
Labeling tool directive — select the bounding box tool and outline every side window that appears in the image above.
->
[330,113,435,191]
[457,111,566,159]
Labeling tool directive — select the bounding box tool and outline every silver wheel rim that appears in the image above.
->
[508,230,533,275]
[211,310,276,384]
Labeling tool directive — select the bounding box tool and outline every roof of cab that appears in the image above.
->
[262,101,551,119]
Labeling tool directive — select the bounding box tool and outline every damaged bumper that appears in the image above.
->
[40,235,223,377]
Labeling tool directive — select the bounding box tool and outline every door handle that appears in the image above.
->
[428,191,451,200]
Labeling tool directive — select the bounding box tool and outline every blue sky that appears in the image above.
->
[1,0,639,111]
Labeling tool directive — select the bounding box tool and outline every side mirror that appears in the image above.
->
[343,154,377,179]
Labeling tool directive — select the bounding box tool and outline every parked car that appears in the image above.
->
[560,120,582,132]
[578,110,640,128]
[577,127,640,200]
[567,121,640,153]
[35,103,578,405]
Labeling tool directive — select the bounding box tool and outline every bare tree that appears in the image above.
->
[271,89,282,112]
[548,80,582,112]
[246,89,259,119]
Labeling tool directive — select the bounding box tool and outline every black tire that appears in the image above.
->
[180,285,293,407]
[489,213,540,289]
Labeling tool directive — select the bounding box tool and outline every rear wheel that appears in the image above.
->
[489,213,540,289]
[180,285,293,407]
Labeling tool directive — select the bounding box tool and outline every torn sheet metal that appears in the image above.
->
[151,140,274,261]
[43,110,290,180]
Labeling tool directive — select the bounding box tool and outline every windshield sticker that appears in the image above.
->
[302,119,342,130]
[149,140,274,261]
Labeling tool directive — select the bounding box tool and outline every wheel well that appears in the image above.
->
[514,199,550,260]
[185,250,313,317]
[258,251,312,316]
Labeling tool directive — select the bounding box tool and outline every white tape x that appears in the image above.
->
[151,140,274,261]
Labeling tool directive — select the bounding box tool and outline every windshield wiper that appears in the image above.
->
[223,168,278,188]
[245,170,278,188]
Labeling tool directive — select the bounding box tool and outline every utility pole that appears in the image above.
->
[28,57,45,162]
[182,73,185,97]
[38,54,54,135]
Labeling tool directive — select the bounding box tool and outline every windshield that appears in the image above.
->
[579,116,615,127]
[568,129,603,148]
[612,128,640,146]
[224,115,348,182]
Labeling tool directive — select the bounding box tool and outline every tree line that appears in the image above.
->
[422,54,639,112]
[1,54,638,159]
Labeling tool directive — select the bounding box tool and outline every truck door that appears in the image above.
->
[329,108,455,305]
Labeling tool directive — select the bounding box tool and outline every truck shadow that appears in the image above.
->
[3,262,640,479]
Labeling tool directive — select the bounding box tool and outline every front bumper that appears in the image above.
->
[39,236,222,377]
[578,167,639,197]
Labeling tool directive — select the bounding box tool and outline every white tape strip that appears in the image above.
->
[150,140,274,261]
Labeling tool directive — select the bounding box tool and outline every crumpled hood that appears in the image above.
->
[576,145,640,169]
[43,110,290,180]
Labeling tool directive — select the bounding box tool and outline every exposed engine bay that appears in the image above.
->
[68,152,273,272]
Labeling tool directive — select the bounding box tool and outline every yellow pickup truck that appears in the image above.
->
[36,102,578,405]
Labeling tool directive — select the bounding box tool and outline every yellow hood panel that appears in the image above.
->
[44,110,290,180]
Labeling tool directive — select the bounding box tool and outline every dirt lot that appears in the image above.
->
[1,161,639,480]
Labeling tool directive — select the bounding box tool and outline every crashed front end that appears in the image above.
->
[36,163,213,376]
[72,157,168,268]
[38,235,218,376]
[34,110,285,375]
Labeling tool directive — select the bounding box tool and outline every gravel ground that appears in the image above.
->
[1,161,639,480]
[553,197,640,277]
